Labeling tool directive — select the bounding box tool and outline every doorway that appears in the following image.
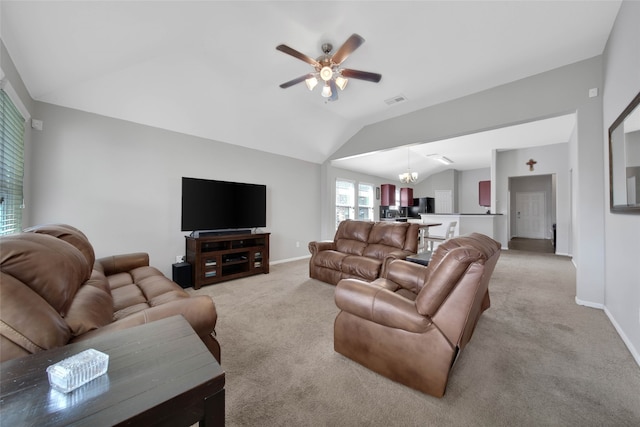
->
[509,175,555,253]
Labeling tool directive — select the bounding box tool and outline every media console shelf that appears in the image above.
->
[186,232,270,289]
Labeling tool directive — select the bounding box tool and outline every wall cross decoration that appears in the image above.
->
[526,158,537,171]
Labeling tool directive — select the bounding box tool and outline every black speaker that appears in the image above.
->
[172,262,192,288]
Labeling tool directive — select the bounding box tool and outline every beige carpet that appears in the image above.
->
[188,250,640,426]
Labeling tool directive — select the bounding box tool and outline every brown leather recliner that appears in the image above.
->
[309,220,421,285]
[334,232,501,397]
[0,224,220,363]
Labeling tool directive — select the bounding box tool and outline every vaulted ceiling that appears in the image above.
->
[1,1,621,176]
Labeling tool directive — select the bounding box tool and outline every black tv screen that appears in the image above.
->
[181,177,267,232]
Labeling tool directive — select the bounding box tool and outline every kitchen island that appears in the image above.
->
[418,213,504,240]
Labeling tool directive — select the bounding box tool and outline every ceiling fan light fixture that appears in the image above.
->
[305,76,318,91]
[335,75,348,90]
[321,83,332,98]
[320,66,333,81]
[276,34,381,102]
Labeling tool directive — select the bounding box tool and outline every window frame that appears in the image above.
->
[1,78,28,236]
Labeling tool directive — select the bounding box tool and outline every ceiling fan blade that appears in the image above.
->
[279,73,314,89]
[341,68,382,83]
[276,44,320,68]
[331,33,365,65]
[329,80,338,102]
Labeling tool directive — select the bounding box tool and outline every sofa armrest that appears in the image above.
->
[308,240,336,255]
[335,278,433,333]
[382,259,431,294]
[380,249,416,277]
[96,252,150,276]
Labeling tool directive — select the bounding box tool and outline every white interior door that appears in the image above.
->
[515,192,546,238]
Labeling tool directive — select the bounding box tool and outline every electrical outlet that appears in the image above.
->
[176,255,184,263]
[296,241,300,248]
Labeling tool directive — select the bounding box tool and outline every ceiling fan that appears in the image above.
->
[276,33,382,101]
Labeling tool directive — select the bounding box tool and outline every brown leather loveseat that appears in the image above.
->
[0,224,220,363]
[308,220,421,285]
[334,232,501,397]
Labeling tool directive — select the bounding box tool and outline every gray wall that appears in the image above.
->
[458,168,491,214]
[25,102,320,277]
[602,0,640,364]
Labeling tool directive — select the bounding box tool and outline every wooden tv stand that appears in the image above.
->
[186,232,270,289]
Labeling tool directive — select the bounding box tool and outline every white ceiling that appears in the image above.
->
[0,1,621,175]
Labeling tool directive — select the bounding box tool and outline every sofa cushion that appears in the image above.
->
[313,250,348,271]
[72,295,218,345]
[335,220,374,242]
[335,239,368,256]
[130,266,188,303]
[24,224,96,269]
[362,243,401,260]
[0,233,90,317]
[367,221,410,248]
[0,272,71,359]
[64,269,114,336]
[108,266,194,321]
[334,220,373,255]
[341,255,382,282]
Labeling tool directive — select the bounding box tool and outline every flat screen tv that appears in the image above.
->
[181,177,266,232]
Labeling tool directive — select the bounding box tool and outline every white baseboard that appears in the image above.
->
[604,306,640,368]
[575,297,604,310]
[270,254,310,265]
[574,297,640,368]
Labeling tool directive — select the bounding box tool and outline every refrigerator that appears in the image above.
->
[408,197,435,217]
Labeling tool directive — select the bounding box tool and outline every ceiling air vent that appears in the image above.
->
[384,95,407,106]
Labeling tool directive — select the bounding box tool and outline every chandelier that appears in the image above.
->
[399,147,418,183]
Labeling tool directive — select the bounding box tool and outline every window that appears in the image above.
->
[0,89,25,235]
[335,179,355,229]
[336,180,376,229]
[358,183,374,221]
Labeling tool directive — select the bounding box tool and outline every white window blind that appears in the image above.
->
[335,179,355,230]
[358,183,374,221]
[1,89,25,235]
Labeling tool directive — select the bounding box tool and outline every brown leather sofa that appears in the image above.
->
[308,220,421,285]
[0,224,220,363]
[334,232,501,397]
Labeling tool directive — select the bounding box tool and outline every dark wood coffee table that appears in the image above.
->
[0,315,225,426]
